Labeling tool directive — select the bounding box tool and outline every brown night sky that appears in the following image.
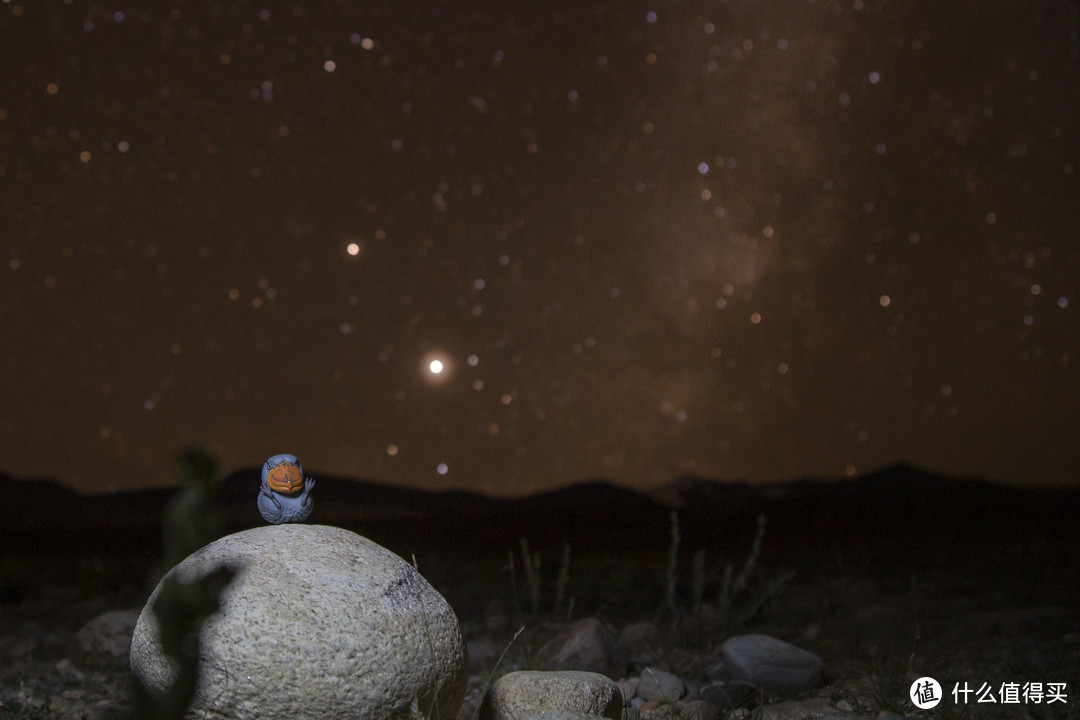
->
[2,0,1078,495]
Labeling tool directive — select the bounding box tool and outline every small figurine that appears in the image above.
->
[258,453,315,524]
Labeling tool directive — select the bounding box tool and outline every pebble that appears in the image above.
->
[636,667,685,702]
[130,524,468,720]
[534,617,628,680]
[54,657,86,683]
[640,703,682,720]
[480,670,623,720]
[678,699,722,720]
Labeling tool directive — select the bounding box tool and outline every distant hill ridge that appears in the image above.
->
[3,461,1076,536]
[3,463,1078,567]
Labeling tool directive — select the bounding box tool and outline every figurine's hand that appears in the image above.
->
[300,477,316,506]
[260,485,283,510]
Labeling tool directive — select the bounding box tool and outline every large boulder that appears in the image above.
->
[130,524,467,720]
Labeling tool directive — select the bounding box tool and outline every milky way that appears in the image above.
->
[2,0,1078,494]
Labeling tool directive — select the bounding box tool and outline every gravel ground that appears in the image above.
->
[2,531,1077,720]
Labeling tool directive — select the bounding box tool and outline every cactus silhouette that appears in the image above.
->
[131,447,235,720]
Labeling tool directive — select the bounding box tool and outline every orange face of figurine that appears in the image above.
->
[267,461,304,493]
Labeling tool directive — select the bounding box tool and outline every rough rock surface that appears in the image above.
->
[678,699,722,720]
[720,634,824,695]
[480,670,623,720]
[533,617,628,679]
[635,667,685,702]
[73,609,141,661]
[130,524,467,720]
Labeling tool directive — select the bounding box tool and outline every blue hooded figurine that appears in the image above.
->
[258,453,315,524]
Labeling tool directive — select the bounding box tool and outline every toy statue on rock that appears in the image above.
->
[258,453,315,524]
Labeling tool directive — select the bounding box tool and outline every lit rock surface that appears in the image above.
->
[480,670,623,720]
[720,634,824,696]
[636,667,685,702]
[130,524,467,720]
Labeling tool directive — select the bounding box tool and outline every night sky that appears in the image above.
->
[3,1,1078,496]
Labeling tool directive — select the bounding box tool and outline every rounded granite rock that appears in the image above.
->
[480,670,623,720]
[130,524,467,720]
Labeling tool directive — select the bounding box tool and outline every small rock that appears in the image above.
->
[73,609,140,662]
[678,700,721,720]
[615,678,638,703]
[640,704,681,720]
[55,657,86,683]
[534,618,628,679]
[481,670,623,720]
[834,699,853,712]
[131,524,467,720]
[720,634,823,696]
[620,621,658,646]
[636,667,685,702]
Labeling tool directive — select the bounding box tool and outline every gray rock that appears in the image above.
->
[534,618,628,679]
[677,700,721,720]
[636,667,685,702]
[720,634,823,696]
[130,524,467,720]
[481,670,623,720]
[74,609,141,660]
[640,705,681,720]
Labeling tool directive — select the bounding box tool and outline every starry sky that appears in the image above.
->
[2,0,1078,495]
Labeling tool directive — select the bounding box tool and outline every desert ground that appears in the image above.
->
[1,466,1077,719]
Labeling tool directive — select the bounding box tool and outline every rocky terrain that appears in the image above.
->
[1,464,1077,719]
